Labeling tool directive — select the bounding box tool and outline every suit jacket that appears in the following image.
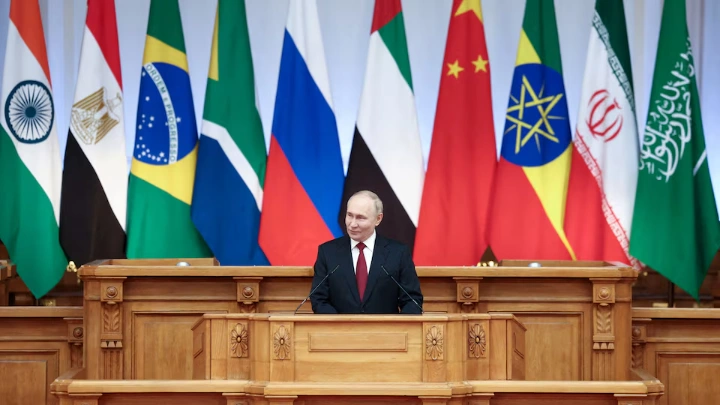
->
[309,234,423,314]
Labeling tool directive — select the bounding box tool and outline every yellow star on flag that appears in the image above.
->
[454,0,483,21]
[472,54,488,73]
[447,60,464,79]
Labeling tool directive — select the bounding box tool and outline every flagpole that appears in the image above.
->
[667,280,675,307]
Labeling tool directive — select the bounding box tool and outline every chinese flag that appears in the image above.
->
[414,0,496,265]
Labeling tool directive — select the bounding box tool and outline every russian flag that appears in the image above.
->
[258,0,344,265]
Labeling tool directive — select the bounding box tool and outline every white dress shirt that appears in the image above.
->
[351,230,376,275]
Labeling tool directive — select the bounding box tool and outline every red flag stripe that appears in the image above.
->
[9,0,51,84]
[370,0,402,33]
[86,0,123,89]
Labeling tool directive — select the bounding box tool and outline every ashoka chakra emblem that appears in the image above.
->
[4,80,54,144]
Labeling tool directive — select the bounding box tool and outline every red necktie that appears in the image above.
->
[356,242,368,301]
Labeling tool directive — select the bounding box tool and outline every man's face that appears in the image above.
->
[345,195,382,242]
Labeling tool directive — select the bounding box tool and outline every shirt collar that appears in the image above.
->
[351,230,376,251]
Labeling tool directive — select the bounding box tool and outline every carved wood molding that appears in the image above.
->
[66,317,84,368]
[425,324,444,361]
[631,324,647,369]
[100,279,124,304]
[592,282,616,352]
[231,323,249,358]
[101,302,123,350]
[468,323,487,358]
[238,303,257,314]
[454,278,482,305]
[235,277,262,306]
[273,324,291,360]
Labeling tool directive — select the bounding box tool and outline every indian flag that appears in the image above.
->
[0,0,67,298]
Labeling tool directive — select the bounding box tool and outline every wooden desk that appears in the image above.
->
[191,313,525,383]
[0,306,83,405]
[632,308,720,405]
[50,377,663,404]
[79,259,636,382]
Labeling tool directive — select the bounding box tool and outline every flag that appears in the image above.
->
[258,0,344,265]
[564,0,639,268]
[126,0,210,258]
[629,0,720,299]
[487,0,575,260]
[414,0,496,265]
[60,0,127,266]
[0,0,67,297]
[191,1,268,265]
[340,0,424,252]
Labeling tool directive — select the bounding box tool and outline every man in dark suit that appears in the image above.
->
[310,190,423,314]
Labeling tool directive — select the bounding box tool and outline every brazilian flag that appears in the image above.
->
[126,0,210,258]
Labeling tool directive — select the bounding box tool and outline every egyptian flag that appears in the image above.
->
[340,0,424,252]
[59,0,127,266]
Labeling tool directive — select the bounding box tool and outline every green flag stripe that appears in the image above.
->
[146,0,186,52]
[0,128,66,298]
[377,12,413,91]
[595,0,634,109]
[126,174,211,258]
[522,0,562,73]
[202,1,266,183]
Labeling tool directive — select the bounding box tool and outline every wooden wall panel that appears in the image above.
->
[632,308,720,405]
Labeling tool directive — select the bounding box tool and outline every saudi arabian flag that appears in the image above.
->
[630,0,720,300]
[0,0,67,298]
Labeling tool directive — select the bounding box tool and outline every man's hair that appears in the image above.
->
[349,190,384,215]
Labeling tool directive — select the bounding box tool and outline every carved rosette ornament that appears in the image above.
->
[425,326,444,361]
[468,323,486,358]
[230,323,249,358]
[273,325,291,360]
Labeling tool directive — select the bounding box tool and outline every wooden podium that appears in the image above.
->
[191,313,526,383]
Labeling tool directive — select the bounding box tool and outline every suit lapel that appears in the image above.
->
[362,235,388,303]
[336,237,361,305]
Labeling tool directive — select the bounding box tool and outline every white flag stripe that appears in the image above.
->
[575,21,638,241]
[71,27,128,230]
[356,33,424,226]
[201,119,263,210]
[0,22,62,222]
[286,0,334,111]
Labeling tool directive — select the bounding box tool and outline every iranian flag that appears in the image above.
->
[0,0,67,298]
[340,0,424,252]
[630,0,720,300]
[564,0,639,268]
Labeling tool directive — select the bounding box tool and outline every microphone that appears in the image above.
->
[294,264,340,314]
[381,265,424,314]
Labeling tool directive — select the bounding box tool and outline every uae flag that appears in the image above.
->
[59,0,127,266]
[341,0,424,251]
[414,0,496,265]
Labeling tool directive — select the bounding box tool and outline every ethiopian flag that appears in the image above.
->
[487,0,575,261]
[126,0,210,258]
